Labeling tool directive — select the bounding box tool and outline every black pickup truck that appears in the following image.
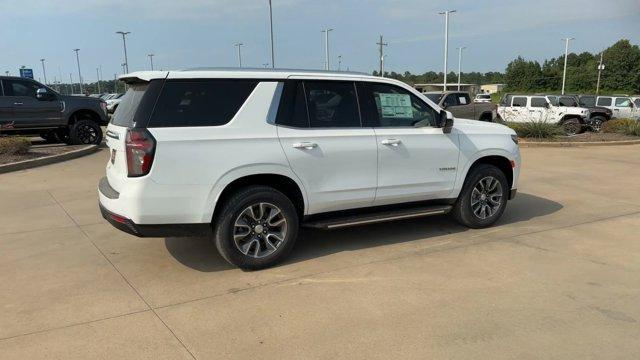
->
[0,76,108,144]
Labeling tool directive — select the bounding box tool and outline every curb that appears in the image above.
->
[520,139,640,148]
[0,145,100,174]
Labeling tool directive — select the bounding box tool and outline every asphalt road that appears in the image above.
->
[1,145,639,359]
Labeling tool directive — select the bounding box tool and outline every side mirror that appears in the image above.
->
[36,88,54,101]
[440,110,454,133]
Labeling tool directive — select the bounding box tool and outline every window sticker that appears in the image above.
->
[458,96,467,105]
[378,93,413,118]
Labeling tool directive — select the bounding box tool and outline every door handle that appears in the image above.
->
[381,138,401,146]
[13,102,23,105]
[292,142,317,150]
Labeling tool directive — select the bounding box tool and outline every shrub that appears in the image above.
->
[601,118,636,133]
[506,121,564,139]
[0,137,32,155]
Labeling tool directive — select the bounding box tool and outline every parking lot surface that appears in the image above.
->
[1,145,639,359]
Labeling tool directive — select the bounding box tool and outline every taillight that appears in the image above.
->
[125,129,156,177]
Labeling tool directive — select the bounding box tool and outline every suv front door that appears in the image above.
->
[360,82,460,205]
[612,97,636,119]
[277,80,378,214]
[2,79,62,128]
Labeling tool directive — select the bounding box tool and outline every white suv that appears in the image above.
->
[497,94,589,135]
[99,69,521,269]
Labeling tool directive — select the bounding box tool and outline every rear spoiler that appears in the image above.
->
[118,71,169,84]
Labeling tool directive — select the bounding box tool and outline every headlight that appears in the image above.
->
[511,134,519,144]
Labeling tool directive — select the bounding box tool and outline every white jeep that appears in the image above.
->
[498,94,589,135]
[99,69,521,269]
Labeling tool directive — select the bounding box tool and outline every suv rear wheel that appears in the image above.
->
[70,119,103,145]
[452,164,509,228]
[213,186,299,270]
[562,118,582,136]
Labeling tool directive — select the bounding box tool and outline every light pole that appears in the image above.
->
[121,63,126,74]
[96,67,101,94]
[262,63,270,68]
[457,46,466,91]
[40,58,48,85]
[381,54,387,77]
[338,55,342,71]
[148,54,155,70]
[234,43,244,67]
[596,51,604,95]
[376,35,388,77]
[73,49,84,93]
[69,73,74,94]
[268,0,275,68]
[116,31,131,73]
[561,37,574,95]
[439,10,456,91]
[322,28,333,70]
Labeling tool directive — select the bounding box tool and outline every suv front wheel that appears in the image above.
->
[452,164,509,228]
[213,186,299,270]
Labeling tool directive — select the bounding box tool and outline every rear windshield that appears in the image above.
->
[110,83,149,127]
[477,94,490,99]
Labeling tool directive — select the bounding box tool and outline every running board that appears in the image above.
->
[302,204,452,230]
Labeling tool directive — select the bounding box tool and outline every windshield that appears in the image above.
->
[477,94,490,99]
[110,84,148,127]
[424,93,442,103]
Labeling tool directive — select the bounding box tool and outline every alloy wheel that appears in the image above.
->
[233,202,288,258]
[77,124,98,144]
[471,176,503,220]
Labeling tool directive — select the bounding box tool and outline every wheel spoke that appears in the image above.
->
[233,202,288,259]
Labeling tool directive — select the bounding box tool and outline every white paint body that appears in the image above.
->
[498,95,589,123]
[99,69,520,225]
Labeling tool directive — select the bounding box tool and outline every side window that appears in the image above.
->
[3,79,40,98]
[366,82,438,127]
[546,96,559,106]
[304,81,360,128]
[530,97,547,108]
[579,96,595,107]
[512,97,527,107]
[148,80,257,127]
[559,96,577,107]
[443,94,458,107]
[458,93,470,105]
[596,97,612,106]
[614,98,632,107]
[634,99,640,108]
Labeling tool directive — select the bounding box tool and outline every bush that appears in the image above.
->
[0,137,32,155]
[506,121,564,139]
[601,118,636,133]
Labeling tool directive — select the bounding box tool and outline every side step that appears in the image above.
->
[302,204,453,230]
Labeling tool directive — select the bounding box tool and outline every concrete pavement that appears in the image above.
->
[1,145,639,359]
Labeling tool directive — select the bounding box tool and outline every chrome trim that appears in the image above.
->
[106,130,120,140]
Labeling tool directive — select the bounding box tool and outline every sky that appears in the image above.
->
[1,0,639,84]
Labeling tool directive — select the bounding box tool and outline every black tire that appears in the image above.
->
[69,119,103,145]
[562,118,582,136]
[590,116,605,133]
[55,128,73,145]
[40,131,59,143]
[479,113,493,122]
[213,185,299,270]
[452,164,509,229]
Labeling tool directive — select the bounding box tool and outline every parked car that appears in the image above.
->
[593,95,640,120]
[106,93,125,114]
[497,94,589,135]
[474,93,492,103]
[99,69,521,270]
[424,91,496,121]
[0,76,108,144]
[549,95,612,132]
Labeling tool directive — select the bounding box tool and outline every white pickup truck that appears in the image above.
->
[498,94,589,135]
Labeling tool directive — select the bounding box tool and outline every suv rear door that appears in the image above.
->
[1,78,62,128]
[359,81,459,204]
[276,80,377,214]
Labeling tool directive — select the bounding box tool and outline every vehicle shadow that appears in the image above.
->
[164,192,562,272]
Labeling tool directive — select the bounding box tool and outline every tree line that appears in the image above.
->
[375,39,640,94]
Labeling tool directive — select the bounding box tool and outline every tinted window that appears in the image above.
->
[559,96,578,107]
[110,83,149,127]
[276,81,310,128]
[597,97,612,106]
[425,93,442,103]
[148,80,257,127]
[615,98,632,107]
[512,97,527,107]
[304,81,360,128]
[3,79,40,98]
[530,97,547,108]
[443,94,458,107]
[546,96,559,106]
[366,83,438,127]
[635,99,640,107]
[579,96,595,107]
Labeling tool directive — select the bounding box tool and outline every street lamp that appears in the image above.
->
[96,67,101,94]
[322,28,333,70]
[40,59,48,85]
[116,31,131,73]
[73,49,83,93]
[268,0,275,68]
[438,10,456,91]
[457,46,466,91]
[596,51,605,95]
[561,37,574,95]
[234,43,244,68]
[148,54,155,70]
[338,55,342,71]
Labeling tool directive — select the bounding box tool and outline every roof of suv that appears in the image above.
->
[119,68,376,83]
